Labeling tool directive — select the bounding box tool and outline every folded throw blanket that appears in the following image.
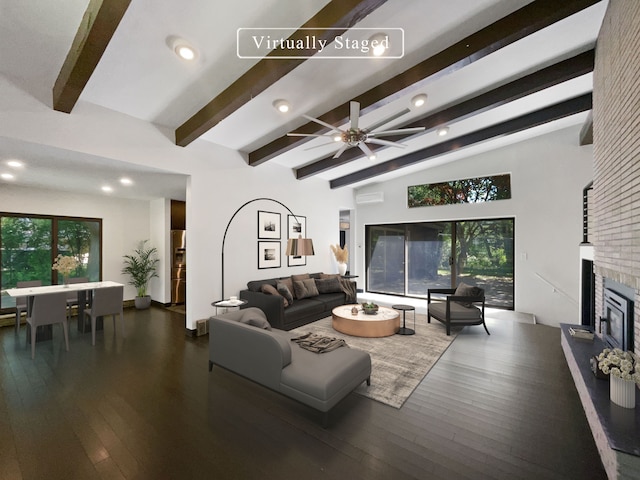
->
[339,277,357,303]
[291,333,347,354]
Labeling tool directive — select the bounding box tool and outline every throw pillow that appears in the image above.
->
[314,276,343,294]
[261,283,288,308]
[276,282,294,305]
[291,273,310,283]
[293,278,319,299]
[278,277,295,298]
[319,273,341,280]
[454,282,483,307]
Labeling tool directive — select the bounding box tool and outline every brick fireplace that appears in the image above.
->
[568,2,640,478]
[592,0,640,354]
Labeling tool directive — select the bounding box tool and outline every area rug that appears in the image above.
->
[290,314,458,409]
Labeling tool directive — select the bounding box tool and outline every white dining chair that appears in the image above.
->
[25,291,69,359]
[84,286,124,345]
[65,276,89,320]
[14,280,43,333]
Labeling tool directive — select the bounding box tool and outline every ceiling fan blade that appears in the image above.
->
[304,141,339,151]
[302,114,344,134]
[287,133,335,138]
[358,142,376,159]
[368,127,425,137]
[365,108,410,132]
[333,144,349,158]
[350,101,360,130]
[367,138,406,148]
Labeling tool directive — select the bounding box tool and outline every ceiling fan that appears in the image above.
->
[287,101,425,160]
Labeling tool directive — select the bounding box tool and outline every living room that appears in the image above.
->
[1,0,637,478]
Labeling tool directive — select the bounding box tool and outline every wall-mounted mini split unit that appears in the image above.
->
[355,192,384,204]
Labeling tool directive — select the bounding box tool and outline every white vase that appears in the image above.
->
[610,375,636,408]
[338,263,347,276]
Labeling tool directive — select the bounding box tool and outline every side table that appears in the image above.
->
[392,304,415,335]
[212,299,247,314]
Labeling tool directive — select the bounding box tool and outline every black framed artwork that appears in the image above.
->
[258,241,281,269]
[258,210,281,239]
[287,214,307,267]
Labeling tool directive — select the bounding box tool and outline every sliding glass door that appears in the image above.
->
[406,222,452,295]
[366,218,514,308]
[367,224,405,295]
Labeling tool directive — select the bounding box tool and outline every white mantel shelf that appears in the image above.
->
[561,324,640,480]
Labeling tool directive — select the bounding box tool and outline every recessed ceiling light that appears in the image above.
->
[175,44,196,60]
[369,154,377,161]
[437,126,450,137]
[120,177,133,186]
[7,160,24,168]
[333,134,342,142]
[411,94,428,108]
[273,99,290,113]
[101,185,113,193]
[369,33,388,57]
[170,37,198,61]
[1,172,15,180]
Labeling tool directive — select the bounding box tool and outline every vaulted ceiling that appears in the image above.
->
[0,0,605,198]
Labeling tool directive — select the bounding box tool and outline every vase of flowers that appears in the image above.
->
[52,254,79,287]
[597,348,640,408]
[331,244,348,276]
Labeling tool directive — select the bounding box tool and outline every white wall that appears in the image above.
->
[0,183,150,301]
[186,162,354,328]
[354,125,593,327]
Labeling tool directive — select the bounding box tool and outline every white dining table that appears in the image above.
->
[6,281,124,339]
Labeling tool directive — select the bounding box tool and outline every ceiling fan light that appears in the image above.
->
[437,126,450,137]
[273,99,290,113]
[412,94,428,107]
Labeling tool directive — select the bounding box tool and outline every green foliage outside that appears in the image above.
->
[1,216,100,309]
[408,174,511,208]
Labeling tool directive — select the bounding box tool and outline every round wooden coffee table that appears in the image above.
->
[332,305,400,338]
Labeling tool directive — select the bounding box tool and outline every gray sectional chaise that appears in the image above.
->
[208,307,371,426]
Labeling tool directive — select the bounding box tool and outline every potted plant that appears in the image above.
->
[122,240,159,309]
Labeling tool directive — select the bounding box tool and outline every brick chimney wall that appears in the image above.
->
[593,0,640,351]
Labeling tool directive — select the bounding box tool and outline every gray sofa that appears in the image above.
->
[239,273,356,330]
[208,307,371,426]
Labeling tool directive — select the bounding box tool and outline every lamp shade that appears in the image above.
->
[286,236,315,256]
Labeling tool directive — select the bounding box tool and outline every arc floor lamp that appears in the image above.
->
[221,197,314,299]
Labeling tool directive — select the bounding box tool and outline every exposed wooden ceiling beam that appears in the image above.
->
[248,0,600,166]
[296,49,595,179]
[329,93,593,189]
[174,0,389,147]
[53,0,131,113]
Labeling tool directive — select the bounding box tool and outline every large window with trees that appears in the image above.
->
[366,218,514,308]
[0,213,102,310]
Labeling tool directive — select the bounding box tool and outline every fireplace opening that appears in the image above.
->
[602,287,634,351]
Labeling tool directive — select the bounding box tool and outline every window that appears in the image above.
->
[0,214,102,310]
[366,218,514,308]
[408,174,511,208]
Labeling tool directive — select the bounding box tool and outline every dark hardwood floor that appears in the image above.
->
[0,307,606,479]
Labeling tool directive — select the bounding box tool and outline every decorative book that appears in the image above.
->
[569,326,594,340]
